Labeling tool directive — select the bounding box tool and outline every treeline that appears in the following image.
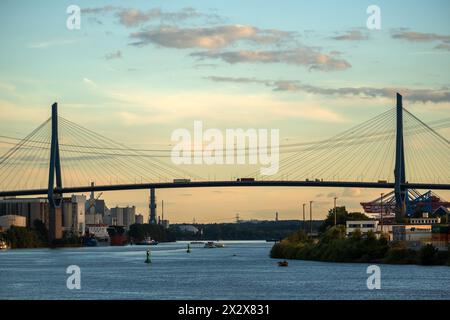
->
[271,226,450,265]
[1,220,82,248]
[271,207,450,266]
[170,220,323,241]
[129,223,176,242]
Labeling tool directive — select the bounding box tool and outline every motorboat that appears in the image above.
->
[204,241,225,248]
[278,260,289,267]
[135,237,158,246]
[0,240,9,250]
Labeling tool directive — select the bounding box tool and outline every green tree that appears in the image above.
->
[33,219,49,245]
[5,226,42,248]
[286,229,309,243]
[320,225,346,243]
[417,244,438,265]
[129,223,176,242]
[319,206,370,233]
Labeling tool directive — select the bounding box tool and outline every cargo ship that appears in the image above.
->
[107,226,128,246]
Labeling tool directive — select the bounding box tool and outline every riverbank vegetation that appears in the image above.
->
[170,220,323,241]
[129,223,176,242]
[271,208,450,266]
[1,220,82,248]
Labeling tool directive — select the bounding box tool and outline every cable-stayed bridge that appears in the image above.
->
[0,94,449,239]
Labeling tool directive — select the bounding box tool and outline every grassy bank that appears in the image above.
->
[271,226,450,266]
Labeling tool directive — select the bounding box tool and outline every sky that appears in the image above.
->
[0,0,449,223]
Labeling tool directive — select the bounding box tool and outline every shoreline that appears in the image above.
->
[270,226,450,267]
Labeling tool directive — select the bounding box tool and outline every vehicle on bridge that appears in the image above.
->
[173,179,191,183]
[236,178,255,182]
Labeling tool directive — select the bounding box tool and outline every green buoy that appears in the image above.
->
[145,249,151,264]
[187,243,191,253]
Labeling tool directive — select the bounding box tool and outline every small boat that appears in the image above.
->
[190,241,205,244]
[278,261,289,267]
[135,237,158,246]
[0,240,9,250]
[204,241,225,248]
[204,241,215,248]
[82,235,98,247]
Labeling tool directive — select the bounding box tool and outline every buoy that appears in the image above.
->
[145,249,151,264]
[187,243,191,253]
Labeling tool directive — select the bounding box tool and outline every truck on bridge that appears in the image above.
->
[173,179,191,183]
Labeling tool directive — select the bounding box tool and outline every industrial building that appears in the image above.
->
[361,189,450,219]
[431,225,450,250]
[0,214,27,230]
[0,195,87,236]
[85,184,107,225]
[392,224,433,247]
[0,197,48,229]
[61,195,86,236]
[110,206,136,229]
[346,220,378,237]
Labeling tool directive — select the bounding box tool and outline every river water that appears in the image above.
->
[0,241,449,300]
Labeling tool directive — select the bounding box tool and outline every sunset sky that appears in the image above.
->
[0,0,449,223]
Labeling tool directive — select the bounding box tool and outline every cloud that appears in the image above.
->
[435,43,450,51]
[102,87,347,125]
[391,29,450,51]
[82,6,223,27]
[83,78,97,87]
[81,5,119,14]
[332,29,369,41]
[391,29,450,42]
[117,8,162,27]
[104,50,122,60]
[129,25,293,49]
[87,17,103,25]
[0,82,15,92]
[341,188,363,198]
[28,39,78,49]
[192,48,351,71]
[205,76,450,103]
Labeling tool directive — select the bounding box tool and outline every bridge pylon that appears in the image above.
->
[48,103,63,240]
[394,93,407,221]
[149,188,157,224]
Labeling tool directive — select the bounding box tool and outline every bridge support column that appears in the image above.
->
[149,188,157,224]
[48,103,63,241]
[394,93,406,221]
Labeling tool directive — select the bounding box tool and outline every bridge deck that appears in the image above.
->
[0,180,448,197]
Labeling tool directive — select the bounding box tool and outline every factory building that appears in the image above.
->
[110,206,136,229]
